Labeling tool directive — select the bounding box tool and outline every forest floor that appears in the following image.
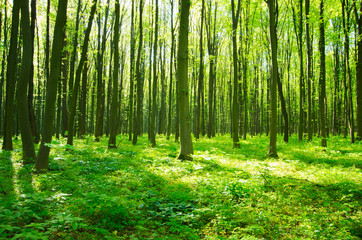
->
[0,134,361,239]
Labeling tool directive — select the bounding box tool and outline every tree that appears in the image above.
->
[150,0,159,147]
[231,0,241,148]
[2,0,20,150]
[132,0,143,145]
[266,0,278,158]
[36,0,68,171]
[67,0,97,146]
[128,0,135,141]
[176,0,193,160]
[195,0,205,140]
[167,0,176,140]
[305,0,312,141]
[18,0,36,162]
[355,0,362,140]
[109,0,120,148]
[319,0,327,147]
[95,0,110,141]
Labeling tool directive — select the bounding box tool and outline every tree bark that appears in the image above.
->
[36,0,68,171]
[176,0,193,160]
[109,0,120,148]
[355,1,362,140]
[195,0,204,140]
[67,0,97,146]
[231,0,241,148]
[150,0,159,147]
[267,0,278,157]
[319,0,327,147]
[132,0,143,145]
[18,0,36,162]
[2,0,20,150]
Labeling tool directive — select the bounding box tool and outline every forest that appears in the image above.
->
[0,0,361,238]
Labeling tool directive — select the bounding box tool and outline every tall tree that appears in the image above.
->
[28,0,40,143]
[36,0,68,171]
[305,0,313,141]
[150,0,159,147]
[67,0,97,146]
[2,0,20,150]
[195,0,205,140]
[128,0,135,141]
[132,0,143,145]
[95,0,110,141]
[231,0,241,148]
[355,0,362,140]
[267,0,278,157]
[176,0,193,160]
[109,0,120,148]
[342,0,354,143]
[319,0,327,147]
[18,0,36,162]
[167,0,176,140]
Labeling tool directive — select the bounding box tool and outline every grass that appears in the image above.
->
[0,134,361,239]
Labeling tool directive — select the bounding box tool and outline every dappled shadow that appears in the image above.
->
[285,148,362,169]
[0,151,15,203]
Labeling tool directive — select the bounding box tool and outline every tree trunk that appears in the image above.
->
[176,0,193,160]
[95,0,110,141]
[67,0,97,146]
[28,0,40,143]
[150,0,159,147]
[305,0,312,141]
[109,0,120,148]
[132,0,143,145]
[2,0,20,150]
[355,1,362,140]
[231,0,241,148]
[267,0,278,157]
[277,75,289,142]
[36,0,68,171]
[78,57,88,138]
[128,0,135,141]
[18,0,36,162]
[167,0,175,140]
[319,0,327,147]
[195,0,204,140]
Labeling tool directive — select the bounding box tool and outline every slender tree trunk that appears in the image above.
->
[355,1,362,140]
[2,0,20,150]
[0,8,5,136]
[305,0,313,141]
[176,0,193,160]
[298,0,304,141]
[128,0,135,141]
[95,0,110,141]
[78,57,88,138]
[61,42,69,136]
[67,0,97,146]
[18,0,36,162]
[36,0,68,171]
[109,0,120,148]
[319,0,327,147]
[231,0,241,148]
[132,0,143,145]
[277,75,289,142]
[150,0,159,147]
[267,0,278,157]
[167,0,175,140]
[28,0,40,143]
[195,0,204,140]
[342,0,354,143]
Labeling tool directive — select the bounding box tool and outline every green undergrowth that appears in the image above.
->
[0,134,361,239]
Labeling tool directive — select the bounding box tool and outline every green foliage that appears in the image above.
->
[0,135,361,239]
